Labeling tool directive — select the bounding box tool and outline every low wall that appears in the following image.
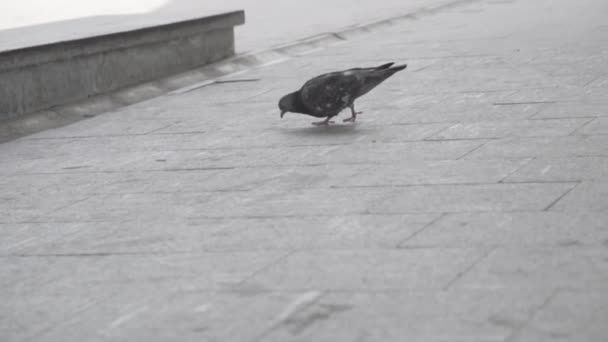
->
[0,11,245,121]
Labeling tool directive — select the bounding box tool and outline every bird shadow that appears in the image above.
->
[280,123,366,136]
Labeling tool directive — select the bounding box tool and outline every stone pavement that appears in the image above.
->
[2,0,608,341]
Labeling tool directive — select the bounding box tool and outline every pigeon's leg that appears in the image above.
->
[312,116,335,126]
[343,104,362,122]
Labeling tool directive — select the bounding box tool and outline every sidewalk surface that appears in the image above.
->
[2,0,608,341]
[0,0,451,53]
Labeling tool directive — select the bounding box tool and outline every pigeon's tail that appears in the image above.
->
[389,64,407,72]
[375,62,395,70]
[355,63,408,98]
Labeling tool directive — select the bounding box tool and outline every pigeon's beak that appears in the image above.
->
[280,110,287,118]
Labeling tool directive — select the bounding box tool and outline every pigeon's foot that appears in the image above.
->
[312,120,335,126]
[343,117,356,123]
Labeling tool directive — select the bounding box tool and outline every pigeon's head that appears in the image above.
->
[278,91,305,118]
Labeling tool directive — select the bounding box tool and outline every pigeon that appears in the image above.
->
[278,62,407,125]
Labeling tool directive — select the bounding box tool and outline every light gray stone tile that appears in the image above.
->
[0,251,287,297]
[245,248,485,291]
[26,115,174,139]
[429,119,587,139]
[533,102,608,119]
[0,222,86,254]
[454,247,608,290]
[550,181,608,212]
[504,157,608,182]
[333,159,530,187]
[263,289,552,342]
[465,136,608,159]
[404,212,608,247]
[514,291,608,342]
[576,117,608,135]
[375,183,574,213]
[14,215,436,254]
[39,192,220,222]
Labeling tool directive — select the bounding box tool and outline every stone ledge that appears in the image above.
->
[0,10,245,121]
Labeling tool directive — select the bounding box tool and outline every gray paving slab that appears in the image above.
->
[2,0,608,340]
[549,181,608,212]
[453,247,608,291]
[1,251,288,297]
[428,118,589,140]
[8,214,437,254]
[262,289,552,342]
[403,212,608,247]
[504,157,608,182]
[575,117,608,135]
[464,135,608,159]
[514,291,608,342]
[533,102,608,119]
[242,248,485,291]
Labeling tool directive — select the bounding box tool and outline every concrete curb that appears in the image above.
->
[0,11,245,121]
[0,0,480,143]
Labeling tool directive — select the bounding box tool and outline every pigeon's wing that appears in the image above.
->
[300,72,362,116]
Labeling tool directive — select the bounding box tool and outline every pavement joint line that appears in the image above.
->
[329,181,578,189]
[0,157,565,177]
[568,117,597,135]
[143,122,178,135]
[232,251,300,303]
[159,288,513,295]
[2,251,194,258]
[504,289,560,342]
[424,137,500,142]
[455,140,489,160]
[87,189,250,195]
[34,196,91,223]
[2,208,558,225]
[543,182,580,211]
[396,212,447,247]
[136,209,553,220]
[497,157,536,183]
[8,244,604,259]
[493,101,558,106]
[442,246,495,290]
[529,115,601,120]
[423,123,456,139]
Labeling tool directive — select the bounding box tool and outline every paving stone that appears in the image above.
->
[26,115,174,139]
[152,122,449,146]
[504,157,608,182]
[39,192,219,222]
[244,248,485,291]
[533,102,608,119]
[374,182,574,213]
[15,214,437,254]
[0,222,86,254]
[429,118,588,139]
[514,291,608,342]
[404,212,608,247]
[465,136,608,159]
[454,247,608,291]
[549,181,608,212]
[262,289,552,342]
[575,117,608,135]
[0,251,287,297]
